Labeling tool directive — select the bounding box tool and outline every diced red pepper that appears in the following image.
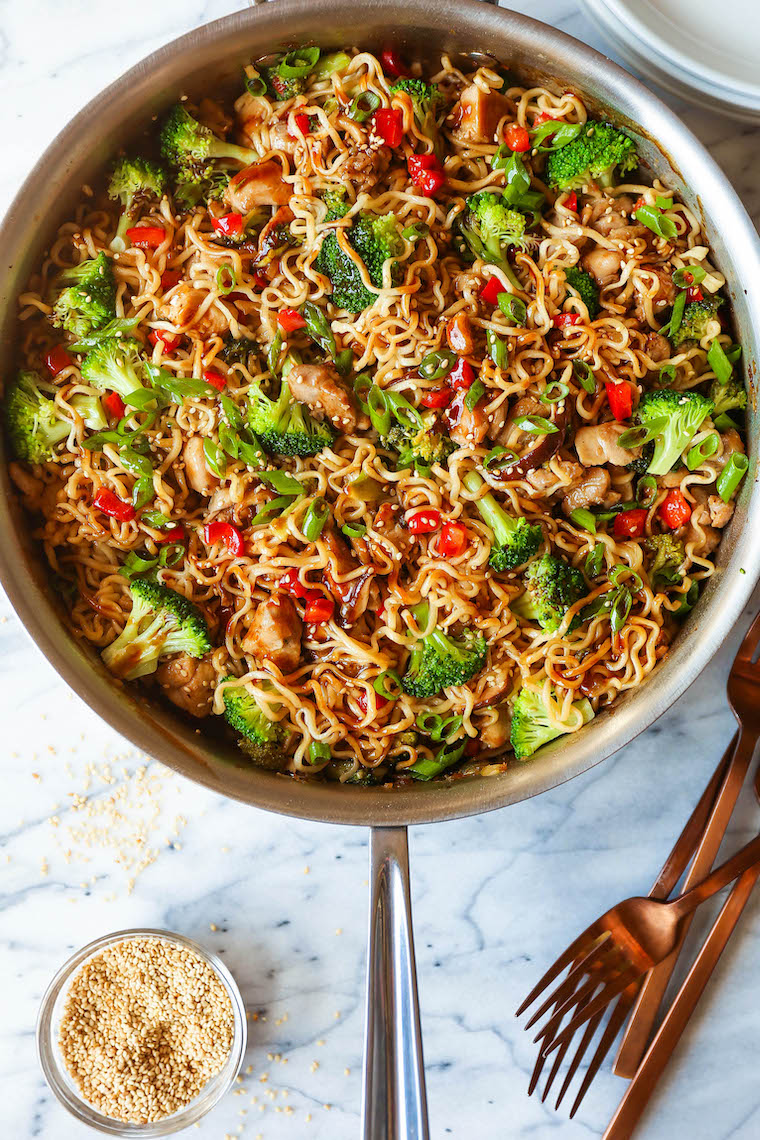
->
[564,191,578,212]
[126,226,166,249]
[447,358,475,391]
[211,213,244,238]
[408,154,439,175]
[44,345,72,377]
[408,508,441,535]
[358,688,389,714]
[149,329,182,352]
[277,307,307,333]
[102,391,126,420]
[408,154,446,196]
[686,285,704,302]
[93,487,135,522]
[505,123,530,152]
[604,380,633,421]
[252,271,269,291]
[420,387,452,409]
[659,489,692,530]
[633,195,646,211]
[373,107,404,148]
[160,269,182,291]
[416,167,446,196]
[156,525,185,544]
[553,312,583,328]
[380,48,409,78]
[479,276,506,307]
[438,521,468,557]
[533,112,559,126]
[203,368,226,391]
[279,568,311,599]
[201,521,245,557]
[289,113,311,138]
[613,508,648,539]
[304,595,335,624]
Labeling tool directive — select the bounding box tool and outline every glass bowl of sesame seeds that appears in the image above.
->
[36,928,247,1136]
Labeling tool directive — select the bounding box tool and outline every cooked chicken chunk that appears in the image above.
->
[479,706,511,751]
[525,459,583,498]
[581,247,624,288]
[446,313,475,356]
[225,160,291,211]
[644,331,671,363]
[575,422,639,467]
[444,389,489,447]
[286,363,358,432]
[183,436,219,496]
[684,502,721,555]
[585,193,645,244]
[562,466,616,515]
[707,495,734,528]
[453,84,513,142]
[243,595,302,673]
[634,265,676,321]
[161,289,227,337]
[340,147,391,191]
[155,654,216,718]
[320,527,373,625]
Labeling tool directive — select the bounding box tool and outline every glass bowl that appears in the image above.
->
[36,928,247,1136]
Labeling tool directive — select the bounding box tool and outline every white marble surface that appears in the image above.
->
[1,1,759,1137]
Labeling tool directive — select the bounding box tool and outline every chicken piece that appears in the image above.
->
[581,247,624,288]
[183,436,219,496]
[561,466,616,516]
[574,422,639,468]
[444,389,489,447]
[372,501,412,554]
[320,527,373,625]
[161,288,228,338]
[340,147,391,192]
[479,706,511,751]
[452,84,513,143]
[525,459,583,498]
[634,265,676,321]
[585,193,645,244]
[243,595,302,673]
[286,363,358,433]
[707,495,734,528]
[684,502,721,555]
[713,428,745,472]
[155,654,216,718]
[446,313,475,356]
[225,160,291,212]
[644,331,671,363]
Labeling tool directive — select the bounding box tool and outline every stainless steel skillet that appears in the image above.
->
[0,1,759,1135]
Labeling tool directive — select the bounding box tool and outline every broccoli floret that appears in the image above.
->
[3,370,71,462]
[322,187,351,221]
[51,253,116,338]
[390,77,444,155]
[669,296,723,348]
[710,374,747,417]
[512,552,586,634]
[510,687,595,760]
[638,389,714,476]
[463,469,542,571]
[218,333,253,366]
[383,415,455,473]
[564,266,600,318]
[160,105,255,178]
[174,167,231,211]
[101,578,211,681]
[401,601,487,698]
[70,394,107,431]
[108,157,167,252]
[222,678,284,767]
[81,338,146,401]
[247,377,335,457]
[455,191,530,290]
[316,212,401,313]
[544,121,638,191]
[644,534,686,588]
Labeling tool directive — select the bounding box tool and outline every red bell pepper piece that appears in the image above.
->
[505,123,530,152]
[277,307,307,333]
[533,112,559,125]
[659,489,692,529]
[279,568,311,599]
[438,521,468,557]
[373,107,404,147]
[44,345,72,377]
[149,329,182,352]
[479,276,506,307]
[93,487,135,522]
[408,508,441,534]
[613,508,648,538]
[304,594,335,624]
[408,154,446,196]
[160,269,182,291]
[156,525,186,544]
[419,388,452,409]
[102,391,126,420]
[380,48,409,78]
[553,312,583,328]
[201,521,245,556]
[686,285,704,302]
[126,226,166,249]
[358,688,389,714]
[604,380,633,421]
[289,113,311,137]
[447,358,475,391]
[211,213,244,238]
[202,368,226,391]
[564,191,578,212]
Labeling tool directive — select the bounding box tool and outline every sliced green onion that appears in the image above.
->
[348,91,381,122]
[341,521,367,539]
[660,290,686,340]
[218,422,239,459]
[618,422,663,449]
[707,339,734,386]
[244,71,267,97]
[726,343,743,365]
[132,475,154,511]
[530,121,583,151]
[238,439,266,470]
[203,438,227,479]
[402,222,430,241]
[713,412,740,433]
[301,299,337,358]
[335,348,354,377]
[513,414,558,435]
[353,372,373,409]
[686,433,719,471]
[250,494,294,526]
[486,329,508,369]
[373,670,403,700]
[367,385,392,436]
[610,588,633,634]
[279,46,321,78]
[673,265,706,288]
[141,509,173,530]
[497,293,527,325]
[419,348,456,381]
[717,453,748,502]
[415,711,444,738]
[655,194,672,209]
[610,565,643,591]
[540,381,569,405]
[312,51,351,79]
[570,508,596,533]
[216,265,238,295]
[120,447,153,479]
[302,496,330,541]
[220,394,244,431]
[634,204,678,241]
[120,551,159,579]
[124,388,162,411]
[658,363,677,386]
[159,542,185,568]
[484,446,519,471]
[307,741,331,764]
[258,469,303,496]
[637,475,657,507]
[585,542,605,578]
[573,360,596,393]
[675,580,699,617]
[267,329,284,377]
[464,378,485,411]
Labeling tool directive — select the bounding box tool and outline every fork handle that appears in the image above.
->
[672,828,760,917]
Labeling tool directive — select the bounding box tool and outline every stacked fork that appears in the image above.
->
[516,607,760,1136]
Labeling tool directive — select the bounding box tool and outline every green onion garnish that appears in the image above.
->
[707,339,734,386]
[464,378,485,411]
[307,741,331,763]
[717,453,748,502]
[302,496,330,541]
[618,421,663,449]
[279,46,321,78]
[203,438,227,479]
[419,348,456,381]
[216,265,238,295]
[341,521,367,539]
[250,494,294,525]
[486,329,508,369]
[540,381,569,405]
[267,330,284,377]
[348,91,381,122]
[570,508,596,533]
[218,422,240,459]
[673,265,706,289]
[513,414,558,435]
[373,670,402,700]
[634,203,678,241]
[637,475,657,507]
[402,222,430,241]
[573,360,596,394]
[132,475,154,510]
[686,433,719,471]
[585,542,605,578]
[658,363,677,387]
[301,299,337,358]
[220,394,244,431]
[498,293,527,325]
[483,445,518,470]
[258,469,303,495]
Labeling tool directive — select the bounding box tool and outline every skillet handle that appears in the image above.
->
[362,826,429,1140]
